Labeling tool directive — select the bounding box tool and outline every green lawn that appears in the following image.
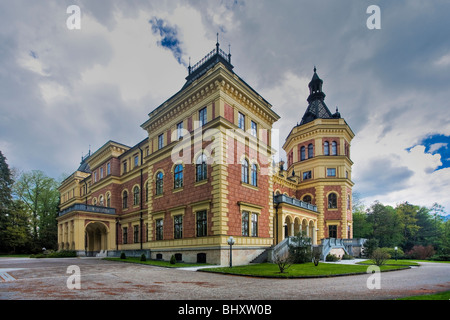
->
[103,257,211,268]
[397,290,450,300]
[357,259,420,266]
[199,262,408,278]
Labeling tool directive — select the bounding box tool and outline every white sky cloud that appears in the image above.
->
[1,0,450,213]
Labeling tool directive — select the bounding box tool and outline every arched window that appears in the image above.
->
[106,193,111,207]
[300,146,306,160]
[196,153,207,182]
[251,163,258,187]
[328,193,337,209]
[122,191,128,209]
[174,164,183,189]
[308,143,314,158]
[241,158,249,184]
[303,195,312,204]
[332,141,337,155]
[324,141,329,156]
[99,195,104,206]
[156,172,163,195]
[133,186,140,206]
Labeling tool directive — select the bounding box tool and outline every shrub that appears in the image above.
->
[170,254,176,264]
[406,245,435,260]
[326,253,339,262]
[273,253,292,273]
[120,252,126,259]
[312,246,321,266]
[362,239,379,258]
[371,248,390,266]
[380,247,404,259]
[430,254,450,261]
[288,232,312,264]
[140,253,147,261]
[30,250,77,258]
[342,253,354,260]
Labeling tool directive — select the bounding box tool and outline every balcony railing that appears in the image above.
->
[274,194,318,212]
[190,47,230,74]
[59,203,116,217]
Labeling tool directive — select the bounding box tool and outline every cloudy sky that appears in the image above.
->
[1,0,449,213]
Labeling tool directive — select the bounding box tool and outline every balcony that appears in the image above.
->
[274,194,318,212]
[59,203,116,217]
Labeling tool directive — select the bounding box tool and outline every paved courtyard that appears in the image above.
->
[1,257,449,301]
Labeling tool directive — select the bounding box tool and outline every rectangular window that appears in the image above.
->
[174,215,183,239]
[251,213,258,237]
[177,121,183,140]
[100,167,103,179]
[251,120,257,137]
[199,107,207,127]
[158,134,164,150]
[327,168,336,177]
[123,161,127,174]
[94,171,97,182]
[156,219,163,240]
[303,171,312,180]
[242,211,249,236]
[107,162,111,175]
[145,223,148,242]
[196,210,207,237]
[238,112,245,130]
[329,225,337,238]
[133,225,139,243]
[123,227,128,244]
[134,155,139,167]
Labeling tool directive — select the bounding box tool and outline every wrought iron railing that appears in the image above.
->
[273,194,318,212]
[190,47,230,74]
[59,203,116,217]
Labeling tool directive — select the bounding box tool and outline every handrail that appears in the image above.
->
[273,194,318,212]
[59,203,116,217]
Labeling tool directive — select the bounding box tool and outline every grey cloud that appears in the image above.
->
[354,157,414,198]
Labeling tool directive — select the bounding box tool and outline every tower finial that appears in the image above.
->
[216,33,220,53]
[188,57,191,74]
[314,66,317,73]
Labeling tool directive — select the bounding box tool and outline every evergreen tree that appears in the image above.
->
[2,200,32,253]
[0,151,14,252]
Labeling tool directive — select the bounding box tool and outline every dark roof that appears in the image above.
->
[299,68,340,126]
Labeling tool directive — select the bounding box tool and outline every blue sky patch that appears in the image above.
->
[149,17,185,66]
[414,134,450,171]
[29,50,38,59]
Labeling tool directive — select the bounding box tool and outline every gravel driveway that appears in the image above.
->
[1,257,449,301]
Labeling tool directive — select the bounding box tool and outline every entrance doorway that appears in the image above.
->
[85,222,108,256]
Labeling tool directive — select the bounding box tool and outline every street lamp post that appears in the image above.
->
[227,236,235,268]
[394,246,398,261]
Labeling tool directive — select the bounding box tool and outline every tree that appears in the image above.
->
[352,192,371,238]
[288,231,312,264]
[2,200,32,253]
[13,170,60,251]
[366,201,402,248]
[0,151,14,252]
[396,202,421,251]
